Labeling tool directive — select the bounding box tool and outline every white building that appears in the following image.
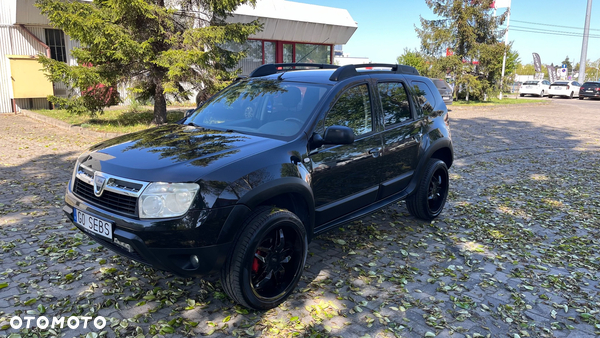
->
[0,0,357,113]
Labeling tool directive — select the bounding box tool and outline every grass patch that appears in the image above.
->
[33,107,187,134]
[452,98,547,106]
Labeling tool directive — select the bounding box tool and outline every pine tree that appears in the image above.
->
[36,0,261,124]
[415,0,517,100]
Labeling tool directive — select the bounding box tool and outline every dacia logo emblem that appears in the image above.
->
[93,172,107,197]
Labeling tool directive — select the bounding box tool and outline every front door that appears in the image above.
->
[310,83,384,225]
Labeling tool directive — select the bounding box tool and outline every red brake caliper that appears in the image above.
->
[252,251,261,273]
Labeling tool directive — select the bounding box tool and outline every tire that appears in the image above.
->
[569,92,574,99]
[579,96,584,100]
[519,94,524,97]
[221,206,307,310]
[548,95,553,98]
[406,159,449,221]
[540,90,544,97]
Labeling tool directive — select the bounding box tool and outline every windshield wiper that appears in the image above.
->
[187,122,203,128]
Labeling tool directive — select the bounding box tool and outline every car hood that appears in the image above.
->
[79,124,284,182]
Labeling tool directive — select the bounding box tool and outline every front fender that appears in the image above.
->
[216,168,315,244]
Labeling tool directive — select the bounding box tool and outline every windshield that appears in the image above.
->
[186,80,330,138]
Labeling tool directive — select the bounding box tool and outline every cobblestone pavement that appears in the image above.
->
[1,100,600,338]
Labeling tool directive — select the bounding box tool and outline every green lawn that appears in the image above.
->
[452,97,547,106]
[33,107,187,134]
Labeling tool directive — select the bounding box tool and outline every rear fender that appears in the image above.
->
[406,138,453,195]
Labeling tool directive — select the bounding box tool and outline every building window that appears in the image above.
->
[295,44,331,64]
[44,29,67,62]
[227,40,333,76]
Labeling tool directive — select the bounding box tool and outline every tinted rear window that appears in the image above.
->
[523,81,539,85]
[431,79,448,89]
[583,82,600,87]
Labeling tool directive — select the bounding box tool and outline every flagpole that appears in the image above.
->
[499,7,511,100]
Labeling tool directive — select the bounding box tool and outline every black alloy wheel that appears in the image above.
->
[427,168,448,214]
[221,206,307,310]
[406,159,449,220]
[250,227,303,300]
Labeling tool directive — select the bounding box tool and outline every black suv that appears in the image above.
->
[64,63,453,310]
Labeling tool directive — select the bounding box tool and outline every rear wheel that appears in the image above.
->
[548,95,553,98]
[540,90,545,97]
[579,96,584,100]
[569,92,574,99]
[406,159,449,221]
[221,206,307,310]
[519,94,524,97]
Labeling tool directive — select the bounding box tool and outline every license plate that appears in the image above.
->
[442,96,450,100]
[74,208,113,240]
[587,90,593,92]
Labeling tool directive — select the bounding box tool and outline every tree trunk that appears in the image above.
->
[153,80,167,125]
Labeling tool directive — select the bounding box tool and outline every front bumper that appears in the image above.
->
[64,184,233,277]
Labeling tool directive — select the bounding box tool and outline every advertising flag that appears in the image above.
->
[547,65,557,83]
[532,53,542,72]
[492,0,511,9]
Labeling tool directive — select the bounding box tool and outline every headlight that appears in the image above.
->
[139,182,199,218]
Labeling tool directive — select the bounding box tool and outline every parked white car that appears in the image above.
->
[548,81,582,99]
[519,80,551,97]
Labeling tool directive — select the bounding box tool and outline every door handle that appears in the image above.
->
[368,147,382,158]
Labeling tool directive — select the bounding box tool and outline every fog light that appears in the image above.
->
[190,255,200,269]
[114,237,133,253]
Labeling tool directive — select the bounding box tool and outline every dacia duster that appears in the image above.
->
[64,63,453,310]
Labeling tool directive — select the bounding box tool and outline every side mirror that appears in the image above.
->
[184,108,195,119]
[323,126,355,145]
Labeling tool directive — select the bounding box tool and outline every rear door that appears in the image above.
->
[374,77,422,198]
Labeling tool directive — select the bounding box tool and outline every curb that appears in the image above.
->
[20,109,125,139]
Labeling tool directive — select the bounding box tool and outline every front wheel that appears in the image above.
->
[579,96,584,100]
[548,95,553,98]
[406,159,449,221]
[221,206,307,310]
[519,94,524,97]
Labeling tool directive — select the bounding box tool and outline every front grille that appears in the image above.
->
[74,178,137,215]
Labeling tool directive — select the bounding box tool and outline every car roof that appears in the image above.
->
[249,63,421,84]
[256,69,338,84]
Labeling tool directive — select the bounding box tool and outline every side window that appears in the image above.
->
[325,84,372,136]
[378,82,411,126]
[411,81,436,115]
[44,29,67,62]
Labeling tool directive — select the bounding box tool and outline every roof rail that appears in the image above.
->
[249,63,339,78]
[329,63,420,81]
